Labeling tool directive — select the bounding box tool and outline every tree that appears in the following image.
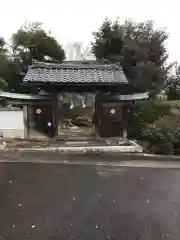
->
[12,21,65,63]
[0,37,8,91]
[165,62,180,100]
[92,19,170,93]
[92,19,124,63]
[7,21,65,92]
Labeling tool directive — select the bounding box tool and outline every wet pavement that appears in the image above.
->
[0,156,180,239]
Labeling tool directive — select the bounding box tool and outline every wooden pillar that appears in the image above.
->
[23,105,29,139]
[93,92,101,138]
[122,103,128,140]
[53,97,58,138]
[122,128,127,139]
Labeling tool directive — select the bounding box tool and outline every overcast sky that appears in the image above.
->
[0,0,178,62]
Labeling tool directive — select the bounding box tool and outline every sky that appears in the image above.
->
[0,0,179,63]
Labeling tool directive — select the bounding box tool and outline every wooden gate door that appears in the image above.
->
[28,104,56,138]
[96,102,124,138]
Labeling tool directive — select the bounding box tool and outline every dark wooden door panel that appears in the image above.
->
[96,101,124,137]
[98,122,123,137]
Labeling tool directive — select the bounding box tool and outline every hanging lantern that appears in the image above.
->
[69,100,74,109]
[82,99,86,108]
[36,108,41,114]
[110,108,116,114]
[47,122,52,127]
[58,94,63,101]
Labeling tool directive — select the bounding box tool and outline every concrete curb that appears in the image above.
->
[0,150,180,161]
[0,151,180,168]
[0,140,144,153]
[1,145,143,153]
[0,150,180,167]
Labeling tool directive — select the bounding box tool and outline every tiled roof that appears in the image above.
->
[23,61,128,84]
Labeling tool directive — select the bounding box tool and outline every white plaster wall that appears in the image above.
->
[0,110,24,138]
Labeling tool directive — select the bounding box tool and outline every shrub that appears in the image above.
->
[128,100,180,154]
[141,115,180,154]
[129,100,170,140]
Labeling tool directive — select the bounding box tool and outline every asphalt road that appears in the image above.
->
[0,154,180,239]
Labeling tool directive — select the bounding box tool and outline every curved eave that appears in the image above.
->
[118,92,149,100]
[96,92,149,101]
[0,91,54,100]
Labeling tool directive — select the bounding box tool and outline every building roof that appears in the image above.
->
[23,61,128,85]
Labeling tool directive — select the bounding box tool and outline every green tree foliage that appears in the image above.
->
[92,19,124,62]
[12,21,65,63]
[7,21,65,92]
[165,62,180,100]
[92,19,170,92]
[0,37,8,90]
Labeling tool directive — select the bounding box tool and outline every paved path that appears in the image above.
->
[0,154,180,239]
